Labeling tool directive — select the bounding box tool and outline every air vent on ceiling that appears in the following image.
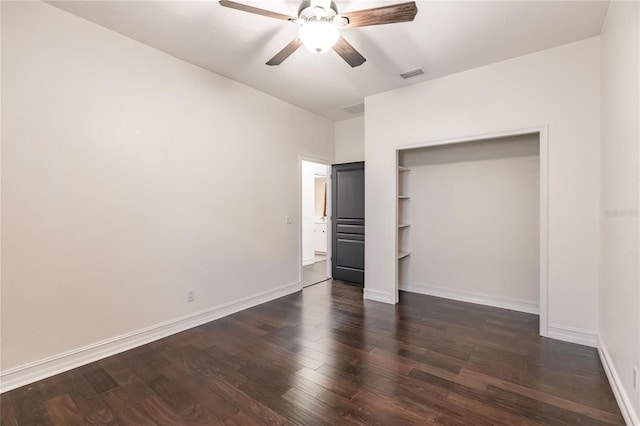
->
[341,102,365,115]
[400,67,424,79]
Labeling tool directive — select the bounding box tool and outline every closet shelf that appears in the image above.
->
[398,166,411,172]
[398,251,411,259]
[398,224,411,228]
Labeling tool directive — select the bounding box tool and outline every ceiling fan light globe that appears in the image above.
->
[298,21,340,55]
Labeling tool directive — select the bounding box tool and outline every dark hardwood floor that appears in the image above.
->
[1,280,624,425]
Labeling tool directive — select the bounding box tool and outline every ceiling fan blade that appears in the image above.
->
[219,0,295,21]
[332,37,366,68]
[266,38,303,66]
[343,1,418,28]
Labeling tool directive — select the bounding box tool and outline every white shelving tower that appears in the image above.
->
[397,164,411,262]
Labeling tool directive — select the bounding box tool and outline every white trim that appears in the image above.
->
[538,127,549,337]
[394,149,400,305]
[598,337,640,426]
[400,281,540,315]
[302,257,315,267]
[325,169,332,279]
[547,324,598,348]
[393,126,549,337]
[394,126,548,151]
[363,288,394,304]
[0,281,301,394]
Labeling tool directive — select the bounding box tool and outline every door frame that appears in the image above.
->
[394,126,549,337]
[298,155,333,287]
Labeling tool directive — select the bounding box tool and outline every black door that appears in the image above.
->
[331,162,364,286]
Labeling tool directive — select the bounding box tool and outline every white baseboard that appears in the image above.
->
[598,338,640,426]
[399,281,539,315]
[547,324,598,348]
[363,288,395,304]
[0,281,302,394]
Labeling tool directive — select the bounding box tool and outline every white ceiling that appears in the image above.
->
[49,0,609,121]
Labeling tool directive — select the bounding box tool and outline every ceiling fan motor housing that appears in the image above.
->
[298,0,339,22]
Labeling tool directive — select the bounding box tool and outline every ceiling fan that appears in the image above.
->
[219,0,418,67]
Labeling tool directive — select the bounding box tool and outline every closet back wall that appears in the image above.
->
[399,134,540,310]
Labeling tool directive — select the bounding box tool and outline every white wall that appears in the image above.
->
[334,117,364,163]
[399,135,539,310]
[365,37,601,338]
[1,1,333,376]
[599,1,640,422]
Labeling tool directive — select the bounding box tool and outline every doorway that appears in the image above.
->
[301,159,331,287]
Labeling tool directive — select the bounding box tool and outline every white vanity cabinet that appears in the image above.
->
[314,221,327,254]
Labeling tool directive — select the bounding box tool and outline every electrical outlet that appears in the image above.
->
[187,289,195,302]
[634,366,638,392]
[285,216,292,225]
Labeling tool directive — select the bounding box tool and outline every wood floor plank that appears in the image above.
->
[444,392,539,426]
[42,394,85,426]
[147,375,211,424]
[458,368,624,424]
[102,388,157,426]
[484,384,617,426]
[80,364,119,394]
[281,386,355,425]
[136,393,187,426]
[350,388,438,424]
[59,370,116,425]
[206,376,294,426]
[1,280,625,425]
[99,357,154,402]
[11,385,53,425]
[222,411,264,426]
[296,366,360,399]
[1,391,19,426]
[159,360,240,423]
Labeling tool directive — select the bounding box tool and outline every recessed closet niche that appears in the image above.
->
[397,133,540,311]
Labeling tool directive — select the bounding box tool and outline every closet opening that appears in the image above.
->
[396,129,548,336]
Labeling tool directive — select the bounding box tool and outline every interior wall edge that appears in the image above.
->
[598,337,640,426]
[399,281,540,315]
[0,280,302,394]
